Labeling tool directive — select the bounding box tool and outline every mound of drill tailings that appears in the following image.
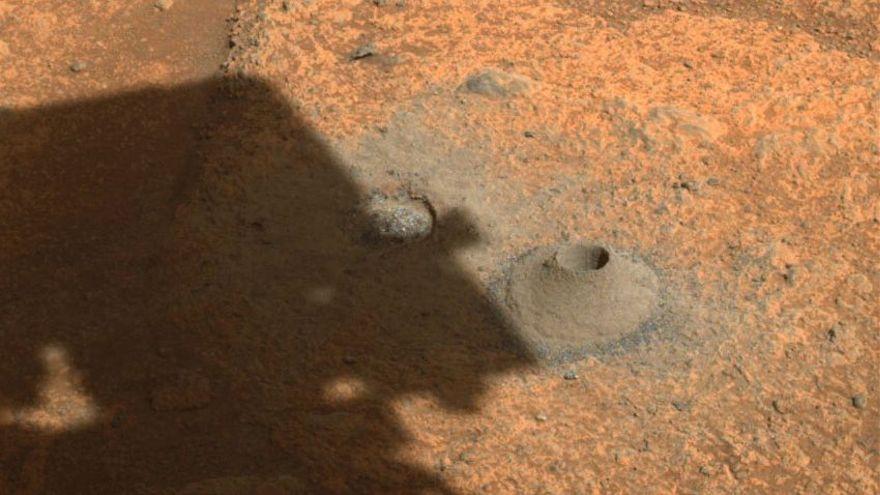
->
[505,242,660,362]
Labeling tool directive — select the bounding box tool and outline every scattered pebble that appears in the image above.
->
[827,323,841,342]
[465,72,504,96]
[69,60,87,73]
[671,400,690,412]
[350,42,377,60]
[462,69,530,98]
[673,180,698,191]
[154,0,174,11]
[783,264,797,286]
[563,370,578,380]
[535,413,548,422]
[852,394,867,409]
[524,130,535,138]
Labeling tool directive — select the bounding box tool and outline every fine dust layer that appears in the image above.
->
[505,243,661,362]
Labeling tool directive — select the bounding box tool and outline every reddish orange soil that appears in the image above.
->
[1,1,878,494]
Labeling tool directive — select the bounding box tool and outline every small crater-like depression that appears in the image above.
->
[555,244,610,272]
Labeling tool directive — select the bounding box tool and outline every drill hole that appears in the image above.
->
[555,244,610,272]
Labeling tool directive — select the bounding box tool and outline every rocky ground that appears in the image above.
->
[1,1,878,494]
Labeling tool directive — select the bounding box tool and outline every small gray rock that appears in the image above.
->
[828,323,841,342]
[154,0,174,11]
[563,370,578,380]
[350,42,377,60]
[364,196,433,242]
[69,60,87,73]
[673,180,698,191]
[852,394,867,409]
[465,72,504,97]
[534,413,548,422]
[462,69,530,98]
[783,264,797,285]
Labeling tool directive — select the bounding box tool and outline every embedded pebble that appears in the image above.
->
[69,61,87,73]
[463,69,531,98]
[364,196,433,242]
[852,394,867,409]
[350,43,377,60]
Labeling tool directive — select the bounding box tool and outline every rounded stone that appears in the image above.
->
[504,242,660,362]
[364,197,433,242]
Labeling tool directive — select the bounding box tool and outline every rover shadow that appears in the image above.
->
[0,76,534,493]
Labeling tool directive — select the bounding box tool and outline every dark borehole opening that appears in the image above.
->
[555,244,610,272]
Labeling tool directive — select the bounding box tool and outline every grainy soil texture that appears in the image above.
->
[1,1,878,494]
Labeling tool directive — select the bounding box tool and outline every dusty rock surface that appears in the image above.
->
[1,0,878,494]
